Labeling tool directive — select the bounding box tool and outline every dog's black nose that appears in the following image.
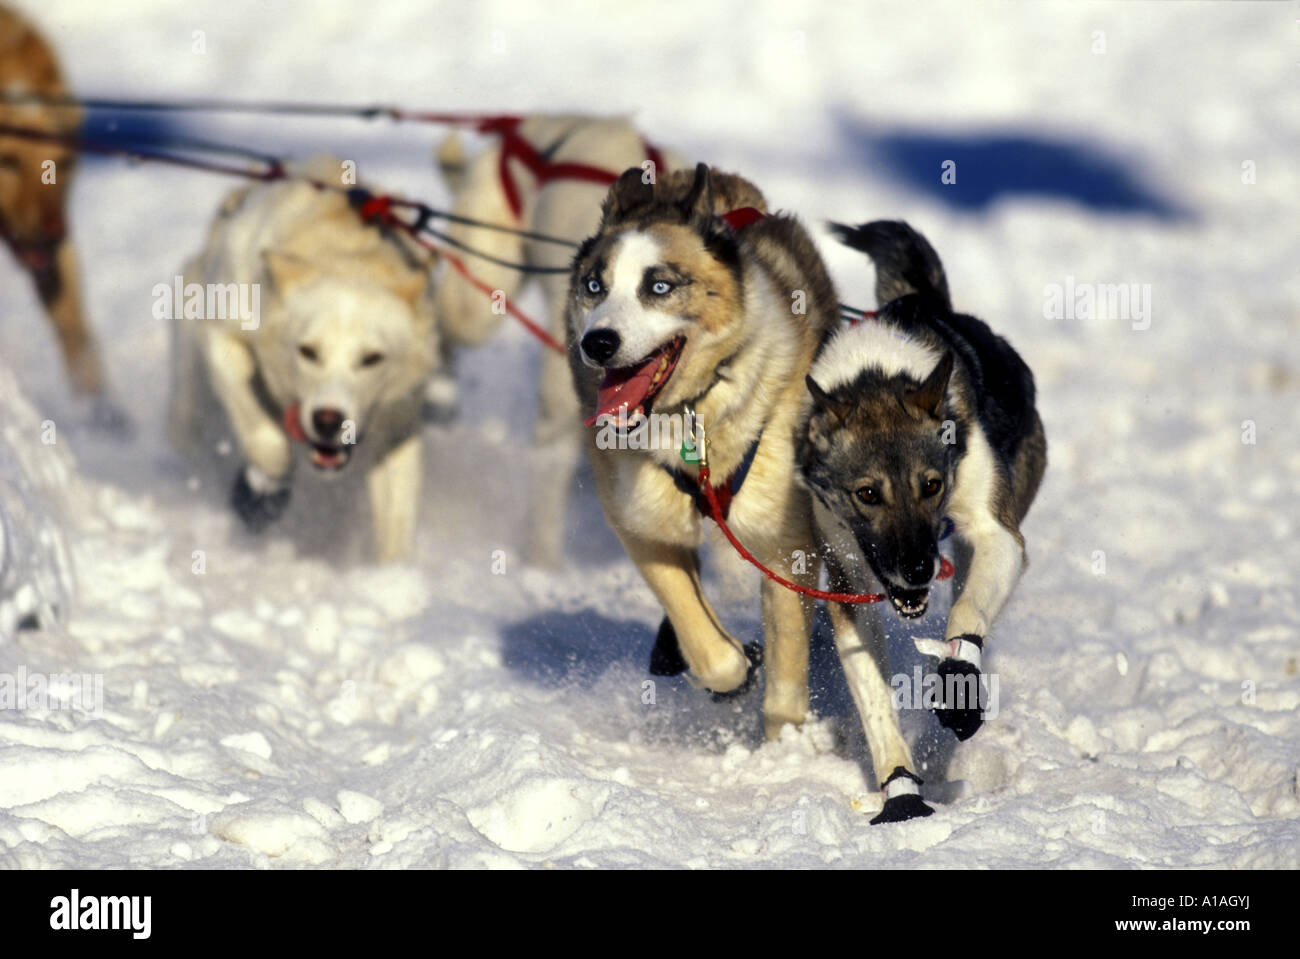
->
[312,408,345,438]
[581,329,621,365]
[901,554,935,586]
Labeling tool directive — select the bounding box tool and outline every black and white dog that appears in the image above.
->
[798,221,1047,823]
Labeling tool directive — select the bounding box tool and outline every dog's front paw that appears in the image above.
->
[650,621,759,698]
[245,421,293,480]
[871,794,935,824]
[709,642,762,702]
[231,466,290,533]
[933,638,984,740]
[870,767,935,824]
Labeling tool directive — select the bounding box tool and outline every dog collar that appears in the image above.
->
[663,428,762,522]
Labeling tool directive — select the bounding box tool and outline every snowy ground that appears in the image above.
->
[1,0,1297,868]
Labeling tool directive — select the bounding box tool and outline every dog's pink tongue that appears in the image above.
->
[282,403,308,443]
[585,354,662,427]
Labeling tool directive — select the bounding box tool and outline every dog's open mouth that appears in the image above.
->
[886,585,930,619]
[584,337,685,428]
[308,442,351,471]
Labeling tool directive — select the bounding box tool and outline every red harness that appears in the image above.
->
[483,116,666,220]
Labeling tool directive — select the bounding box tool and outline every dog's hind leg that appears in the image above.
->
[433,142,525,352]
[28,239,129,433]
[429,138,528,424]
[825,557,934,823]
[43,242,133,434]
[741,483,819,736]
[34,239,101,397]
[167,257,207,458]
[755,505,820,737]
[619,535,751,693]
[525,288,581,568]
[368,431,422,563]
[760,574,816,740]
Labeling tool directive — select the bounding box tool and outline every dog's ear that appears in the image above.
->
[679,162,713,224]
[602,167,655,223]
[807,375,853,425]
[906,352,954,417]
[261,250,317,295]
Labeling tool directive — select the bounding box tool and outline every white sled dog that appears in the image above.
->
[435,115,684,566]
[568,163,840,738]
[798,221,1047,822]
[168,159,439,562]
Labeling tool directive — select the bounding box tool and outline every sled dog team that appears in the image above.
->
[566,162,1046,821]
[2,7,1046,823]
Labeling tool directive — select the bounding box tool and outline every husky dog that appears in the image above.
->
[435,115,685,566]
[0,4,123,427]
[569,163,839,737]
[168,160,438,562]
[799,220,1047,823]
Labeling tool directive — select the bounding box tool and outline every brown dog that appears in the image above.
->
[1,4,113,412]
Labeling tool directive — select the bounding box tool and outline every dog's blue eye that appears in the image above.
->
[651,281,672,295]
[586,278,602,294]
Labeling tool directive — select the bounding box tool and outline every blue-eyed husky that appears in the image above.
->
[568,164,839,738]
[799,221,1047,823]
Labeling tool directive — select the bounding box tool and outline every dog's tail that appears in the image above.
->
[829,220,951,310]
